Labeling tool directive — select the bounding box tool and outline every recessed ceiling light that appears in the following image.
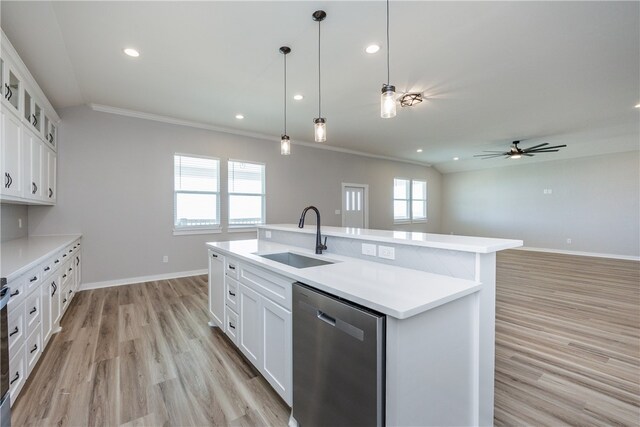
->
[123,48,140,57]
[293,94,304,101]
[453,157,459,161]
[235,114,244,119]
[635,103,640,108]
[416,149,423,153]
[365,44,380,54]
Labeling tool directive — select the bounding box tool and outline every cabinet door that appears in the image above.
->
[239,284,262,366]
[22,127,43,200]
[43,146,56,203]
[3,67,21,114]
[73,251,81,290]
[208,251,225,328]
[261,297,292,405]
[41,277,52,345]
[51,274,61,326]
[1,110,22,197]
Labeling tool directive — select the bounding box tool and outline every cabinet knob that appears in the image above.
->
[212,253,218,258]
[6,173,12,189]
[49,188,53,198]
[44,267,50,272]
[9,327,19,337]
[30,344,38,354]
[32,182,37,194]
[228,323,236,330]
[30,276,37,283]
[228,291,236,297]
[29,307,37,315]
[10,372,20,385]
[10,289,19,297]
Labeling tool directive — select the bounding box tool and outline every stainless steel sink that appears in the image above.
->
[259,252,334,269]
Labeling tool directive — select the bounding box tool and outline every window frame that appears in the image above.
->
[173,153,222,235]
[393,177,428,224]
[227,159,266,229]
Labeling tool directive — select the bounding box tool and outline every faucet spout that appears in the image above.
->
[298,206,328,255]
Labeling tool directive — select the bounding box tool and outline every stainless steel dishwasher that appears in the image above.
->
[293,282,385,427]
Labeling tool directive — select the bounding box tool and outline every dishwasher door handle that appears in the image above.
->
[317,310,336,326]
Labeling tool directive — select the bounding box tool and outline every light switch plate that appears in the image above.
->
[378,246,395,260]
[361,243,376,256]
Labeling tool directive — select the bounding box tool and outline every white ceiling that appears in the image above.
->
[2,1,638,173]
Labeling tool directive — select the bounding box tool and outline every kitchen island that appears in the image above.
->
[206,225,521,426]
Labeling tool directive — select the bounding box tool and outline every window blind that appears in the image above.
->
[174,155,220,229]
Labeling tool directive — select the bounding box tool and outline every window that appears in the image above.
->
[394,178,427,223]
[174,154,220,232]
[228,160,265,227]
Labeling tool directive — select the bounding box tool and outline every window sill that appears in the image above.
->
[173,228,222,236]
[393,219,428,225]
[227,226,259,233]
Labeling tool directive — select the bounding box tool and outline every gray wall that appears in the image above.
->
[441,151,640,257]
[1,204,28,242]
[28,106,440,284]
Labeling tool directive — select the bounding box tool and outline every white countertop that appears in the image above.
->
[259,224,523,253]
[1,234,82,281]
[207,239,481,319]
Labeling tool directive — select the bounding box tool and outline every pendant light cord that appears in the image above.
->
[318,19,322,118]
[387,0,390,85]
[284,53,287,134]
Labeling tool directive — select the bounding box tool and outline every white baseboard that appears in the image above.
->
[514,246,640,261]
[80,269,208,291]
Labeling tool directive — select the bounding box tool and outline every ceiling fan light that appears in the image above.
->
[314,118,326,142]
[281,135,291,155]
[381,84,397,118]
[510,154,522,159]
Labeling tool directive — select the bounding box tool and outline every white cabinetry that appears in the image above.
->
[0,29,60,205]
[4,237,82,406]
[208,250,225,328]
[1,109,22,198]
[208,253,293,405]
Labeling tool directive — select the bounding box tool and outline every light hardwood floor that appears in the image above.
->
[12,251,640,426]
[11,276,290,426]
[495,250,640,426]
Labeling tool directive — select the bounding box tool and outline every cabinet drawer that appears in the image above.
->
[9,343,26,403]
[7,279,25,313]
[41,258,56,279]
[225,259,239,279]
[26,327,42,375]
[225,307,239,345]
[225,277,238,311]
[24,270,41,295]
[8,305,25,358]
[25,290,41,337]
[239,263,293,310]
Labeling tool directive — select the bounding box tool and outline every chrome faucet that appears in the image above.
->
[298,206,328,254]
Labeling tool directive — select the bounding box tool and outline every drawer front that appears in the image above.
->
[225,307,239,345]
[7,279,26,313]
[25,290,41,337]
[26,328,42,375]
[239,263,292,310]
[225,258,239,279]
[8,305,25,358]
[9,344,26,403]
[225,277,238,311]
[41,258,55,279]
[25,270,41,295]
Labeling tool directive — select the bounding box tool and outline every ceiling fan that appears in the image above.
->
[474,140,567,159]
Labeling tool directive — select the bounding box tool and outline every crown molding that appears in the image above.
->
[88,103,432,168]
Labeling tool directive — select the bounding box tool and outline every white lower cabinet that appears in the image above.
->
[208,250,225,328]
[6,238,81,406]
[238,284,262,366]
[209,253,293,406]
[261,296,292,404]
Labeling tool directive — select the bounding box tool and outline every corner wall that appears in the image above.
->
[441,151,640,257]
[28,106,440,284]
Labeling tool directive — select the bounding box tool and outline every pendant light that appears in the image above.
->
[280,46,291,155]
[381,0,396,118]
[313,10,327,142]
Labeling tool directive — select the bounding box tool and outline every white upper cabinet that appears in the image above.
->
[1,28,60,205]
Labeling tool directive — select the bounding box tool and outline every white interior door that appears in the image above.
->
[342,184,367,228]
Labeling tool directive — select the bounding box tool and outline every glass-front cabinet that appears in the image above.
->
[3,65,21,114]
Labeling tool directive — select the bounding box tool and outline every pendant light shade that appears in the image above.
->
[280,135,291,155]
[381,0,396,118]
[313,10,327,142]
[381,84,396,118]
[280,46,291,155]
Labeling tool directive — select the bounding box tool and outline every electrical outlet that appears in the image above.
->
[162,255,169,263]
[335,209,341,215]
[566,238,572,244]
[361,243,376,256]
[378,245,395,260]
[265,231,272,239]
[18,218,22,228]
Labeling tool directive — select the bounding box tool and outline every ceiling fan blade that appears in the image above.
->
[481,150,509,153]
[527,149,560,153]
[523,143,549,150]
[474,153,506,158]
[527,144,567,151]
[523,153,534,156]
